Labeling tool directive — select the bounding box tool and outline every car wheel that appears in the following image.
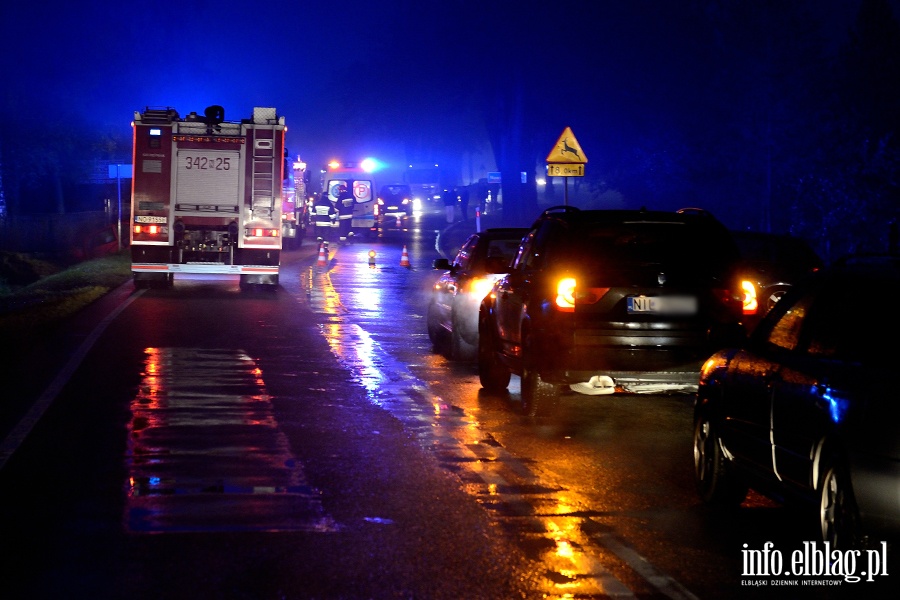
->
[478,315,510,392]
[520,333,557,417]
[693,411,748,505]
[426,301,445,354]
[819,461,860,549]
[450,313,477,362]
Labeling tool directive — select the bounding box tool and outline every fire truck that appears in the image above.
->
[130,105,286,289]
[281,153,309,250]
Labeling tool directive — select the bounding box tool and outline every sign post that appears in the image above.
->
[109,164,133,250]
[545,127,587,206]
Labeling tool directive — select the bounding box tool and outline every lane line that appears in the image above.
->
[0,286,144,471]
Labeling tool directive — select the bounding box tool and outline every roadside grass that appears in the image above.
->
[0,251,132,335]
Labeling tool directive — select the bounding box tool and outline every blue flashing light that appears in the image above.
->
[360,157,383,173]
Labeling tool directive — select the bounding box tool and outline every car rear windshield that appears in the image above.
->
[546,221,739,275]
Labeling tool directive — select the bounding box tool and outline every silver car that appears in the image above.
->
[427,228,527,360]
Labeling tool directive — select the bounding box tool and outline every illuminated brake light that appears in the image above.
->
[741,280,758,314]
[555,277,610,311]
[556,278,577,311]
[245,228,279,237]
[133,224,162,235]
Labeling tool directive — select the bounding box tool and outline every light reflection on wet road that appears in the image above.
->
[295,238,700,599]
[125,346,337,533]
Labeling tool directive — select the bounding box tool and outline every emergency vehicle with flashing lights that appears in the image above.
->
[281,154,310,249]
[130,105,286,289]
[322,159,377,238]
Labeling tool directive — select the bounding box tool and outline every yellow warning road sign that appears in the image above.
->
[546,127,587,164]
[546,163,584,177]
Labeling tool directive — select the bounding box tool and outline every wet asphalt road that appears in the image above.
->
[0,208,896,599]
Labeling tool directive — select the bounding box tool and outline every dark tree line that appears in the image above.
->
[470,0,900,262]
[2,0,898,263]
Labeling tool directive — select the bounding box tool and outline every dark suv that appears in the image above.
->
[478,206,747,416]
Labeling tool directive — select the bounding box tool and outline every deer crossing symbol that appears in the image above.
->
[560,137,580,160]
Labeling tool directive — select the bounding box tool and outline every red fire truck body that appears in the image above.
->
[130,105,286,289]
[280,154,309,250]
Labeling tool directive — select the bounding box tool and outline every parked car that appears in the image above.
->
[693,254,900,549]
[478,206,746,416]
[732,230,824,332]
[428,227,528,360]
[70,224,120,261]
[376,184,413,229]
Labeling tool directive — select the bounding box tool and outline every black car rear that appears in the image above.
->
[479,206,746,415]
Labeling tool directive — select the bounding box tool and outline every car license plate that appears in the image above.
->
[627,295,697,315]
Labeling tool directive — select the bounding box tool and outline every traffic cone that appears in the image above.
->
[317,242,327,268]
[400,245,410,268]
[368,249,377,268]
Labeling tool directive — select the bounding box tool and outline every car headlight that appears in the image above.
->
[469,277,496,299]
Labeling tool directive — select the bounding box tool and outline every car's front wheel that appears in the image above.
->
[478,315,510,392]
[693,411,748,505]
[426,301,446,354]
[450,311,477,361]
[819,459,861,549]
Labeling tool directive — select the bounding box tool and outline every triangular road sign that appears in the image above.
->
[547,127,587,164]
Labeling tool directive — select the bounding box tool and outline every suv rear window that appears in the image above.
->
[541,221,738,275]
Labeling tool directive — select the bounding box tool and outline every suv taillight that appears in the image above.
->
[555,277,610,311]
[555,278,576,310]
[741,280,759,314]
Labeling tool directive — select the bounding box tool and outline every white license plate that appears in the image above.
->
[135,215,167,224]
[627,295,697,315]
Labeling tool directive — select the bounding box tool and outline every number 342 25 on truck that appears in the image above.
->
[129,105,296,290]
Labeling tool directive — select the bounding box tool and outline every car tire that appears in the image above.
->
[478,315,510,392]
[426,301,445,354]
[450,312,477,362]
[819,460,861,549]
[693,411,748,505]
[520,333,556,417]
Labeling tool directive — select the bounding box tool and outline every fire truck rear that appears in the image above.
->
[130,105,286,289]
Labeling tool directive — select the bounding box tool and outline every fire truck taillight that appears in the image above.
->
[245,228,279,237]
[133,224,164,235]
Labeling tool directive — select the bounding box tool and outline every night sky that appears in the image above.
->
[0,1,873,180]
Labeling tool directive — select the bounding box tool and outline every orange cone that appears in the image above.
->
[317,242,327,267]
[400,245,410,267]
